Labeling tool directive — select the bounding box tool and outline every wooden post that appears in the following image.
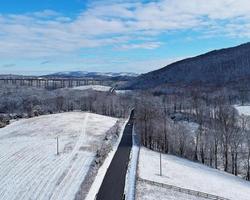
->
[56,137,59,155]
[160,152,162,176]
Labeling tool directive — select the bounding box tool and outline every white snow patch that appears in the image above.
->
[234,105,250,116]
[0,112,117,200]
[72,85,111,92]
[115,90,132,94]
[138,147,250,200]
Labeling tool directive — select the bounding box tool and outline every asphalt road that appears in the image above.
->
[96,110,134,200]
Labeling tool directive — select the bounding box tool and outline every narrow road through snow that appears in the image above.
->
[96,110,134,200]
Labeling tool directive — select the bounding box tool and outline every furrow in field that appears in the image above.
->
[50,153,93,200]
[19,154,70,200]
[12,144,59,200]
[0,143,50,200]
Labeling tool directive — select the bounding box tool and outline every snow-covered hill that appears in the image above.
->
[0,112,118,200]
[234,105,250,116]
[72,85,112,92]
[137,147,250,200]
[46,71,138,78]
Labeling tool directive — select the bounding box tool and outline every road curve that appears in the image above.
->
[96,110,134,200]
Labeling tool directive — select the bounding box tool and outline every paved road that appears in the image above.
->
[96,110,134,200]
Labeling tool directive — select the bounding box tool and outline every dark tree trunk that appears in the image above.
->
[201,147,205,164]
[231,152,235,175]
[194,135,199,161]
[235,152,238,176]
[209,148,213,167]
[247,151,250,181]
[224,147,228,172]
[214,143,218,169]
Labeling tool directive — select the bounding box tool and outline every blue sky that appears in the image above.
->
[0,0,250,75]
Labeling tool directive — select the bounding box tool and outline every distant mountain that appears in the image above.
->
[126,42,250,90]
[0,74,37,79]
[45,71,139,78]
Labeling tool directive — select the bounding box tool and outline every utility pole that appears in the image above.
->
[56,137,59,155]
[160,152,162,176]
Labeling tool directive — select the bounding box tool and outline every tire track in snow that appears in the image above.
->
[36,113,89,200]
[20,114,86,200]
[49,113,91,200]
[50,154,93,200]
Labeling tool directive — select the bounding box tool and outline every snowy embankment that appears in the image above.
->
[136,147,250,200]
[124,126,140,200]
[0,112,117,200]
[234,105,250,116]
[72,85,111,92]
[85,116,128,200]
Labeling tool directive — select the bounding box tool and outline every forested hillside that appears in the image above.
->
[127,42,250,89]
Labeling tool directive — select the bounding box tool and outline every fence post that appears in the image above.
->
[160,152,162,176]
[56,137,59,155]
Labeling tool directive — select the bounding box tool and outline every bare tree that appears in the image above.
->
[217,105,237,172]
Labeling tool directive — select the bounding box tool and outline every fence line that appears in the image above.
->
[137,178,230,200]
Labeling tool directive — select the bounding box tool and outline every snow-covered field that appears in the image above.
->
[137,147,250,200]
[234,105,250,116]
[0,112,117,200]
[72,85,111,92]
[115,90,132,94]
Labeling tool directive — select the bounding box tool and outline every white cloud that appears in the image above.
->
[0,0,250,60]
[120,42,162,50]
[31,9,61,18]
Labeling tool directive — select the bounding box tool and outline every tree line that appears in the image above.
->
[135,91,250,180]
[2,83,250,180]
[0,85,132,125]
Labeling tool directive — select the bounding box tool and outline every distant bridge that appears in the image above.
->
[0,78,111,89]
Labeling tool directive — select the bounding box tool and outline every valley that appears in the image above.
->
[3,1,250,199]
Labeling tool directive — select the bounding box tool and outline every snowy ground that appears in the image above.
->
[234,105,250,116]
[136,147,250,200]
[0,112,117,200]
[136,181,207,200]
[72,85,111,92]
[71,85,134,95]
[115,90,132,94]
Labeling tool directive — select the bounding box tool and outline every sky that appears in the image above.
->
[0,0,250,75]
